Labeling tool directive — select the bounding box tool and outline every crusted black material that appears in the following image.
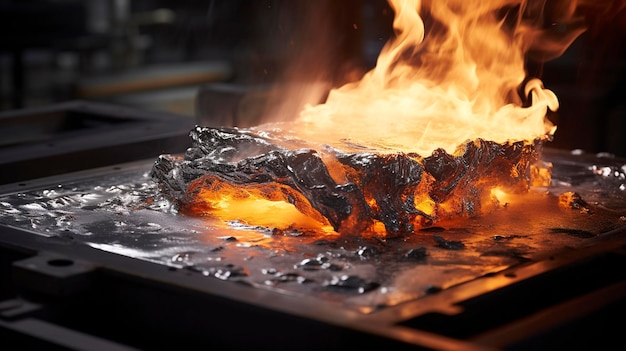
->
[152,126,540,236]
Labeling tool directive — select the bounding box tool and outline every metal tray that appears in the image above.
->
[1,147,625,350]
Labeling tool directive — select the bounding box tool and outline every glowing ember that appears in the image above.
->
[152,0,586,237]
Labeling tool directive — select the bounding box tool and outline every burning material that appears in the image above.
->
[152,0,586,237]
[152,127,543,236]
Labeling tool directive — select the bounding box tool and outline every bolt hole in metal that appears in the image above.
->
[47,259,74,267]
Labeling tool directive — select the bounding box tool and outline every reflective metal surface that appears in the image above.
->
[1,148,624,314]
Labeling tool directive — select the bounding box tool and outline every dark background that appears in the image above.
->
[0,0,624,157]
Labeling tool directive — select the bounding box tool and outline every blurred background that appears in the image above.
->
[0,0,624,156]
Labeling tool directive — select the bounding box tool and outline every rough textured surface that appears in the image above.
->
[151,126,542,236]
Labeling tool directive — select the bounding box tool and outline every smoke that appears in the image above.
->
[254,0,370,125]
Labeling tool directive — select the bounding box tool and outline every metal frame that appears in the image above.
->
[0,100,195,184]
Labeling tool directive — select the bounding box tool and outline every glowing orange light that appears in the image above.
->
[182,176,335,235]
[183,0,586,236]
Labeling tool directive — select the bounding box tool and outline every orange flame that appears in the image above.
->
[185,0,587,236]
[182,175,336,234]
[271,0,585,156]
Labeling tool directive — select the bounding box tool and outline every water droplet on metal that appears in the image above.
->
[296,255,343,271]
[171,251,199,264]
[324,275,380,294]
[596,152,614,159]
[213,265,248,280]
[571,149,584,155]
[188,264,248,280]
[356,245,380,259]
[261,268,277,275]
[264,270,311,286]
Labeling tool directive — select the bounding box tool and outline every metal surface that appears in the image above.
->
[1,146,625,350]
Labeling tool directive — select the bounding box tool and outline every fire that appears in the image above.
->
[181,175,335,234]
[282,0,583,155]
[154,0,587,237]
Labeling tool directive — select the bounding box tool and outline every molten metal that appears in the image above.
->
[151,127,546,237]
[152,0,586,237]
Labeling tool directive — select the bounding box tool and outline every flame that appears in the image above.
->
[181,175,336,234]
[178,0,587,237]
[274,0,586,156]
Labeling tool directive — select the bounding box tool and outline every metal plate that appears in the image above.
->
[1,148,625,350]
